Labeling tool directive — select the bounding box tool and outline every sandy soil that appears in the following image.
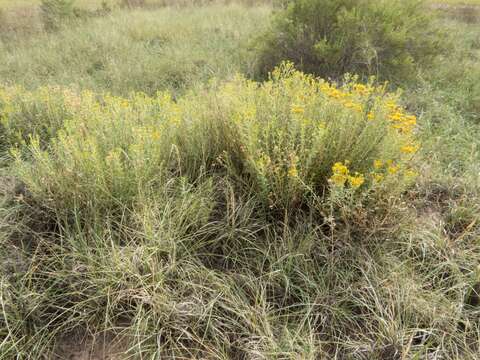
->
[52,333,128,360]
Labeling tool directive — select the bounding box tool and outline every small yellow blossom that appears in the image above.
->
[151,130,161,140]
[388,112,403,121]
[332,162,349,175]
[373,173,384,182]
[373,160,383,169]
[291,104,305,114]
[330,161,350,186]
[400,144,419,154]
[404,169,418,179]
[331,173,347,186]
[353,84,367,93]
[388,164,399,174]
[348,174,365,188]
[288,166,298,178]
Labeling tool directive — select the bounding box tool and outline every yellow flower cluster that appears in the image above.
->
[330,162,365,188]
[400,144,419,154]
[369,159,418,183]
[386,100,417,135]
[330,155,418,190]
[291,104,305,114]
[319,82,369,114]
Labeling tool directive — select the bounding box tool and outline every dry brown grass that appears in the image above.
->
[0,5,42,39]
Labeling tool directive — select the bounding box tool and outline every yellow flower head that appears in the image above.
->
[400,144,419,154]
[151,130,161,140]
[330,161,350,186]
[120,99,129,108]
[388,164,399,174]
[331,173,347,186]
[373,160,383,169]
[288,166,298,178]
[404,169,418,179]
[291,104,305,114]
[332,162,349,176]
[353,84,367,94]
[348,174,365,188]
[373,173,384,182]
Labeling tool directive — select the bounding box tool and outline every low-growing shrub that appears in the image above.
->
[11,64,419,221]
[255,0,445,83]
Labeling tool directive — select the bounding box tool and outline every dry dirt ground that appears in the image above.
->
[431,2,480,22]
[52,333,128,360]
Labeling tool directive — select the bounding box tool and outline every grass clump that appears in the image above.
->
[255,0,445,83]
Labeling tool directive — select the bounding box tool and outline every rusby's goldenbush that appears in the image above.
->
[0,86,84,152]
[182,63,419,210]
[255,0,445,83]
[10,64,419,219]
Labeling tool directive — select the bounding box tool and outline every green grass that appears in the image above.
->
[0,4,269,96]
[0,0,106,9]
[0,1,479,359]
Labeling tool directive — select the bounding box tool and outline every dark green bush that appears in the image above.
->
[40,0,75,32]
[255,0,446,83]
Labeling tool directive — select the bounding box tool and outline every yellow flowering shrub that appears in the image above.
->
[0,85,92,151]
[9,63,419,216]
[184,63,420,209]
[12,91,181,212]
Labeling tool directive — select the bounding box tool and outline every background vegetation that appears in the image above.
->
[254,0,446,83]
[0,0,479,359]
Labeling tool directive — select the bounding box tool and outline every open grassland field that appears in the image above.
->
[0,0,480,359]
[0,5,270,95]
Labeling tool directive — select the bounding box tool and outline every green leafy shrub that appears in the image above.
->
[11,64,419,219]
[255,0,445,83]
[40,0,75,32]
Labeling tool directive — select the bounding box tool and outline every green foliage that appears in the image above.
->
[412,19,480,123]
[255,0,445,83]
